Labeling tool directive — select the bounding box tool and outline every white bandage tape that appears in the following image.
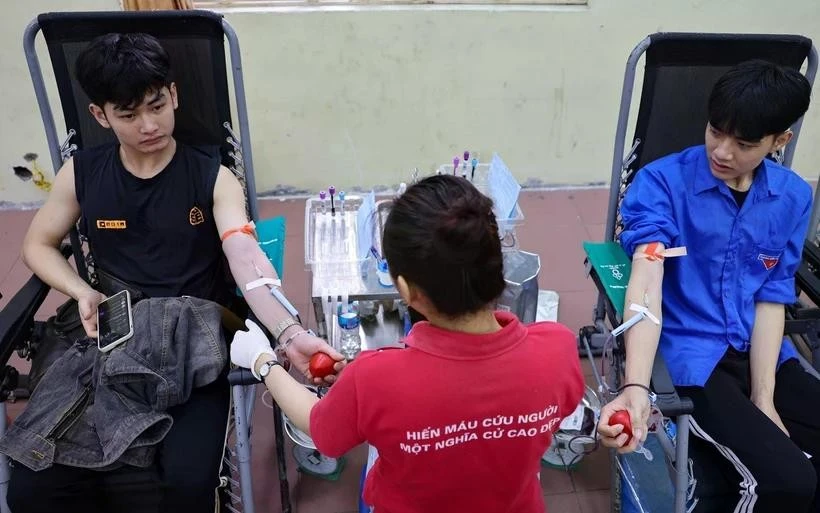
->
[633,244,688,261]
[245,277,282,291]
[661,247,687,258]
[610,303,661,337]
[629,303,660,325]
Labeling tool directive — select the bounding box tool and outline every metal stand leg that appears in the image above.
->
[674,414,691,513]
[610,448,621,513]
[0,403,11,513]
[312,298,327,340]
[273,402,291,513]
[232,385,255,513]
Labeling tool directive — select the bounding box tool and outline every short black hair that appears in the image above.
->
[382,175,505,318]
[75,33,172,110]
[708,59,811,141]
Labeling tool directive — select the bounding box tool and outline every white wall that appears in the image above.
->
[1,0,120,207]
[2,0,820,205]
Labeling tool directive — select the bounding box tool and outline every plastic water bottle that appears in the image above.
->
[338,312,362,360]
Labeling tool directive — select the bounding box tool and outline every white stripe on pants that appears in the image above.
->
[689,417,758,513]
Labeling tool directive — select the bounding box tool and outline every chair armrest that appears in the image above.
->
[0,275,51,363]
[787,306,820,322]
[797,240,820,305]
[0,244,71,365]
[0,274,52,365]
[785,318,820,334]
[228,368,261,386]
[650,351,694,418]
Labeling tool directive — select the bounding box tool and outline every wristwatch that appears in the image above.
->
[258,359,283,379]
[271,317,300,343]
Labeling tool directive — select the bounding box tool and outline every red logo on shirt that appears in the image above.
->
[758,254,779,270]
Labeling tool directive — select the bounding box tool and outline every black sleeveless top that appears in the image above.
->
[74,142,234,305]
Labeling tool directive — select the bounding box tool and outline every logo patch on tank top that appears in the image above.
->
[189,206,205,226]
[96,220,127,229]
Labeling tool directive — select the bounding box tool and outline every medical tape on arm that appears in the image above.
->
[246,264,299,318]
[611,303,660,337]
[629,303,660,324]
[245,277,282,291]
[633,242,687,262]
[244,259,283,291]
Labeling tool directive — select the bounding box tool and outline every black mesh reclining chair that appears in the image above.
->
[0,10,293,513]
[578,33,818,513]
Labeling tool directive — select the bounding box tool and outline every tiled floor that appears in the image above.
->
[0,188,611,513]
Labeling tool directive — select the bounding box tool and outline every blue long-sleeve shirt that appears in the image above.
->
[619,145,812,387]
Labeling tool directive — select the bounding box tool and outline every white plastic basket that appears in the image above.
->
[304,195,376,281]
[436,161,525,244]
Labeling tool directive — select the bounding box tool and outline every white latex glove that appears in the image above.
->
[231,319,276,380]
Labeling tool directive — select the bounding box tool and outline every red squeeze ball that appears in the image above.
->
[309,352,336,379]
[608,410,633,445]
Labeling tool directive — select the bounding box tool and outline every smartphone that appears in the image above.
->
[97,290,134,353]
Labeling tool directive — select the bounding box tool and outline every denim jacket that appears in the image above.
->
[0,296,228,471]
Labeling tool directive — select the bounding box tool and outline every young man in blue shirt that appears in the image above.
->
[598,60,819,512]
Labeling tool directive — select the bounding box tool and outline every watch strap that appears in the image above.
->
[259,359,283,379]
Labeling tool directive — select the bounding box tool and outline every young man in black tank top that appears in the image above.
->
[10,33,345,513]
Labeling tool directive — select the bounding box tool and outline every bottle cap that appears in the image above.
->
[338,312,360,329]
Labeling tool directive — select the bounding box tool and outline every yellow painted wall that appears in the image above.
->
[2,0,819,204]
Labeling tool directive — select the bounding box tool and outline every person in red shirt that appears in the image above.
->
[230,174,585,513]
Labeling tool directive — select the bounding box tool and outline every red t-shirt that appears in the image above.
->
[309,311,584,513]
